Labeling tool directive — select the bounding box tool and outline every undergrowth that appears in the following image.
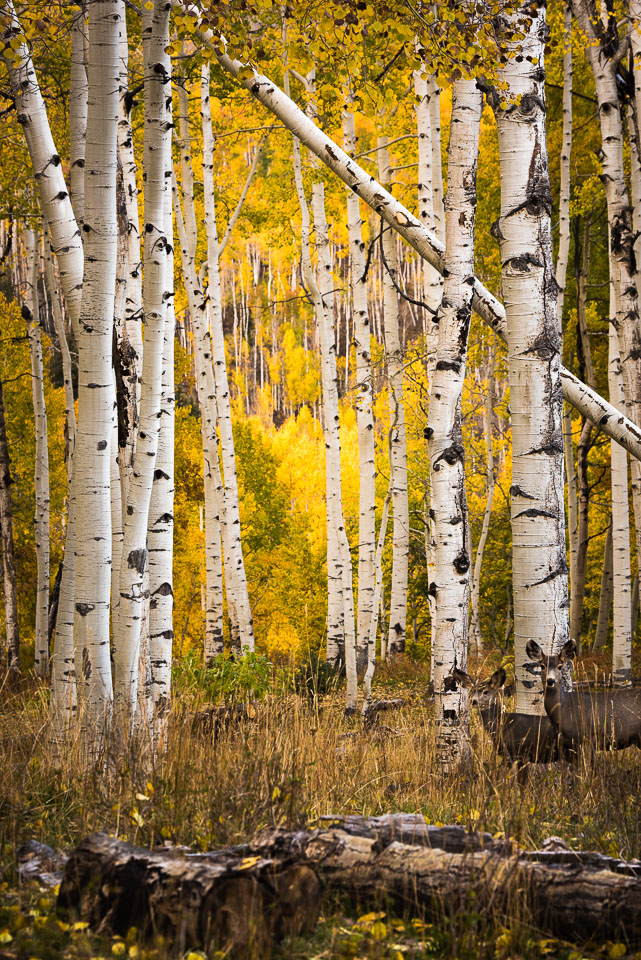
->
[0,652,640,959]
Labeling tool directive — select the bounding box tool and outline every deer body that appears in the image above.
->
[526,640,641,750]
[454,668,564,766]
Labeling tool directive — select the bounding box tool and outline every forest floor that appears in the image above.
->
[1,651,641,960]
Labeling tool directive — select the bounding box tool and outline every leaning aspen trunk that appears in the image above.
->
[201,64,254,653]
[608,287,632,684]
[428,80,481,764]
[24,226,50,678]
[0,375,19,677]
[342,106,375,673]
[572,0,641,595]
[72,0,120,751]
[285,71,346,676]
[470,341,497,651]
[147,175,175,730]
[208,37,641,463]
[114,0,171,731]
[3,1,83,333]
[493,6,569,715]
[377,138,409,658]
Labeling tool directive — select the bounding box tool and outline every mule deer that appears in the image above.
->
[526,639,641,750]
[453,667,566,768]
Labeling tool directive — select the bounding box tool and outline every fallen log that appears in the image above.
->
[58,832,320,957]
[59,821,641,951]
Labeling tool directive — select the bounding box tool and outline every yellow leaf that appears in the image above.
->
[370,921,387,940]
[0,931,13,944]
[237,856,261,870]
[135,793,149,802]
[112,943,126,956]
[272,786,281,800]
[73,921,90,931]
[608,946,627,960]
[131,809,144,827]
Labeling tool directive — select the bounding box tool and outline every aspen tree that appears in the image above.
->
[0,374,19,677]
[147,157,176,724]
[342,106,375,670]
[117,0,143,495]
[114,0,171,727]
[201,62,254,652]
[493,5,569,714]
[608,278,632,684]
[69,4,88,228]
[593,522,613,652]
[73,0,120,748]
[24,226,50,677]
[428,79,481,761]
[377,138,409,658]
[572,0,641,575]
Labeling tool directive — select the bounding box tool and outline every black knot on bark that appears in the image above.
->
[127,547,147,575]
[424,426,433,440]
[453,552,469,574]
[440,443,464,466]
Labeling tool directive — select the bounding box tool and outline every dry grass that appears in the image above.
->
[1,655,641,958]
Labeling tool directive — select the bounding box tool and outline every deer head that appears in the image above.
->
[452,667,506,710]
[525,639,576,693]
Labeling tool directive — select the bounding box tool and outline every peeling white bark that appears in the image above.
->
[494,6,569,715]
[72,0,120,749]
[428,80,481,761]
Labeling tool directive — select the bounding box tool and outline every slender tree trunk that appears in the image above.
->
[0,375,19,678]
[201,63,254,652]
[4,0,84,332]
[69,4,87,229]
[556,3,573,325]
[24,226,50,677]
[593,522,613,652]
[428,79,481,763]
[72,0,120,750]
[147,163,176,728]
[493,5,569,715]
[563,404,578,616]
[114,0,171,730]
[573,419,593,652]
[342,106,375,673]
[470,340,497,651]
[608,284,632,683]
[377,137,409,657]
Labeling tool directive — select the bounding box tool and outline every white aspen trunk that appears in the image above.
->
[377,138,409,658]
[69,5,88,228]
[608,282,632,684]
[218,135,267,257]
[428,77,444,246]
[285,72,346,674]
[556,4,573,325]
[147,169,175,725]
[428,80,481,763]
[494,6,569,715]
[4,1,83,333]
[572,0,641,589]
[172,177,231,658]
[563,404,579,615]
[43,220,77,733]
[114,0,171,728]
[72,0,120,749]
[593,521,613,652]
[110,369,123,643]
[342,107,375,673]
[194,30,641,463]
[362,484,391,708]
[629,2,641,303]
[201,63,254,653]
[470,340,497,651]
[24,226,50,677]
[117,0,142,492]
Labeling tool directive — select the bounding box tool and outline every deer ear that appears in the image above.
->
[526,639,544,663]
[490,667,507,689]
[560,638,577,661]
[452,668,473,688]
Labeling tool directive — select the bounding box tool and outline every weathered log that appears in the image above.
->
[59,822,641,951]
[58,833,320,956]
[245,826,641,943]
